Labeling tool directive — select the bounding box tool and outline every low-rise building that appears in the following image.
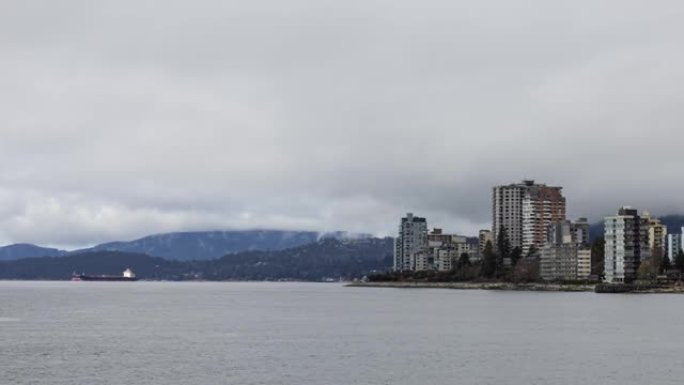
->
[577,249,591,279]
[427,228,476,272]
[414,250,431,272]
[540,219,592,281]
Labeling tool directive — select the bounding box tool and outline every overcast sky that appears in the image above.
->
[1,0,684,248]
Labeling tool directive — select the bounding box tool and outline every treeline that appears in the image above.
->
[0,238,393,281]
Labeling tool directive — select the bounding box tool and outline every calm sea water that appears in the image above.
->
[2,281,684,385]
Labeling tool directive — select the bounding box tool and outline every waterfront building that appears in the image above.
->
[428,228,476,271]
[667,233,682,262]
[393,213,428,271]
[540,220,591,281]
[646,215,667,254]
[603,207,651,283]
[577,249,591,279]
[493,180,566,254]
[414,250,431,272]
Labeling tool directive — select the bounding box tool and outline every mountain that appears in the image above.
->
[201,237,393,281]
[657,215,684,234]
[589,222,603,242]
[72,230,372,261]
[0,238,393,281]
[0,244,68,261]
[0,251,176,280]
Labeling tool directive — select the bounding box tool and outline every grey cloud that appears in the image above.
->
[1,0,684,247]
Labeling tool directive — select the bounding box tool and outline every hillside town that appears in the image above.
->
[393,180,682,285]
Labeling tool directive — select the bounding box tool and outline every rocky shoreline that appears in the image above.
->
[348,281,684,293]
[347,281,595,292]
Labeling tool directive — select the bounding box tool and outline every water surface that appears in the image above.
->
[2,281,683,384]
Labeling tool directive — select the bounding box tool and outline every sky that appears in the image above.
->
[1,0,684,248]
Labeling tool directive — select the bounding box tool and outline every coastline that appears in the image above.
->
[348,281,684,293]
[347,281,595,292]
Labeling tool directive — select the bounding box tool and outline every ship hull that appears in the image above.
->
[72,275,138,281]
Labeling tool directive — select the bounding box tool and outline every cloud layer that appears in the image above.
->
[1,0,684,247]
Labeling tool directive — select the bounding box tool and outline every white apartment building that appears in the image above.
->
[393,213,428,271]
[667,232,682,262]
[604,207,651,283]
[493,182,526,250]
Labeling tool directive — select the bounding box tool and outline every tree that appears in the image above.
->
[482,240,497,278]
[513,254,540,283]
[675,250,684,273]
[510,247,522,266]
[496,225,510,275]
[525,245,538,259]
[457,253,471,268]
[658,248,671,273]
[637,258,655,281]
[590,237,605,277]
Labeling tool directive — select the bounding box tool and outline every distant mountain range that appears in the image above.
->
[0,244,68,261]
[0,230,373,261]
[4,214,683,264]
[0,237,393,281]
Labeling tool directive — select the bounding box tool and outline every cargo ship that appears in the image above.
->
[72,268,138,281]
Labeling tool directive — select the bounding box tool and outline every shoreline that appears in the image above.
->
[347,281,595,292]
[348,281,684,293]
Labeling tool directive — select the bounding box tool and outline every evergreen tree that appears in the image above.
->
[590,237,605,277]
[457,253,471,268]
[510,247,522,266]
[659,249,671,273]
[675,250,684,273]
[497,225,511,258]
[496,225,510,274]
[525,245,538,259]
[482,240,497,278]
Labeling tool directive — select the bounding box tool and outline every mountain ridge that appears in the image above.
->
[0,229,375,261]
[0,244,68,261]
[0,237,393,281]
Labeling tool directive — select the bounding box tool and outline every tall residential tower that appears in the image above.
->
[604,207,651,283]
[393,213,428,271]
[493,180,566,253]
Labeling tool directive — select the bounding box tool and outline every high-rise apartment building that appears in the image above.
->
[493,180,566,253]
[393,213,428,271]
[604,207,651,283]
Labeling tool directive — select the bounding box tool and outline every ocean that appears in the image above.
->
[2,281,684,384]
